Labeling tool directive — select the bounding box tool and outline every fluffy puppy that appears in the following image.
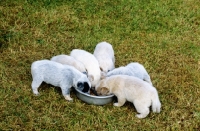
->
[93,41,115,73]
[95,75,161,118]
[50,54,87,75]
[106,62,152,85]
[31,60,91,101]
[70,49,101,87]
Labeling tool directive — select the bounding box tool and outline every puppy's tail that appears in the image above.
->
[151,89,161,113]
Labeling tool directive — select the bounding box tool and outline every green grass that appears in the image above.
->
[0,0,200,130]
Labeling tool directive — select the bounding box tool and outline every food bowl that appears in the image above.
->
[74,87,114,105]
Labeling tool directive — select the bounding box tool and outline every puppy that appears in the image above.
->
[50,54,87,75]
[70,49,101,88]
[31,60,91,101]
[106,62,152,85]
[95,75,161,118]
[93,41,115,73]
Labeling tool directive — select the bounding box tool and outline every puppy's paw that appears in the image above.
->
[33,90,39,96]
[113,103,121,107]
[64,95,73,101]
[33,92,40,96]
[135,114,146,119]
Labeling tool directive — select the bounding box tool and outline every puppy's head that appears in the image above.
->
[96,87,110,96]
[77,82,90,93]
[95,79,111,96]
[75,75,91,93]
[100,67,111,74]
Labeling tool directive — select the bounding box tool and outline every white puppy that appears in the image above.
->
[93,41,115,73]
[70,49,101,87]
[95,75,161,119]
[50,54,87,75]
[106,62,152,85]
[31,60,91,101]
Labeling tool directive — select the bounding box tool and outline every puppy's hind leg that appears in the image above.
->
[113,94,126,107]
[31,79,43,95]
[134,100,150,119]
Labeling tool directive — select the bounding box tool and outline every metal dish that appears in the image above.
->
[74,87,114,105]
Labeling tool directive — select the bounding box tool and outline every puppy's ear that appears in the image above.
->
[82,82,90,93]
[100,67,103,71]
[88,75,94,82]
[82,71,88,76]
[100,87,109,95]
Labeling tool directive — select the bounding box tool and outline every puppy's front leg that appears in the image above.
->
[61,87,73,101]
[113,95,126,107]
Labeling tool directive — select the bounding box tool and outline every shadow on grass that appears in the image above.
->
[0,29,12,53]
[37,82,63,95]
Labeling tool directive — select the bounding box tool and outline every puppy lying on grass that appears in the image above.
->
[31,60,91,101]
[95,75,161,118]
[50,54,87,75]
[106,62,153,85]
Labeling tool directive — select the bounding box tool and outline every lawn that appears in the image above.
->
[0,0,200,130]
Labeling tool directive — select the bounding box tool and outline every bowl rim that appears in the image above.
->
[74,87,114,98]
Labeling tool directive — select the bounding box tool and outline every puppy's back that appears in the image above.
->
[70,49,101,87]
[31,60,63,73]
[126,62,152,84]
[94,42,114,57]
[70,49,99,67]
[51,54,86,73]
[107,75,155,97]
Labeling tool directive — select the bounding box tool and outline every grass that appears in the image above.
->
[0,0,200,130]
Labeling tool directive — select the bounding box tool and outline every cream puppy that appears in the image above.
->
[95,75,161,119]
[50,54,87,74]
[106,62,152,85]
[70,49,101,87]
[93,41,115,73]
